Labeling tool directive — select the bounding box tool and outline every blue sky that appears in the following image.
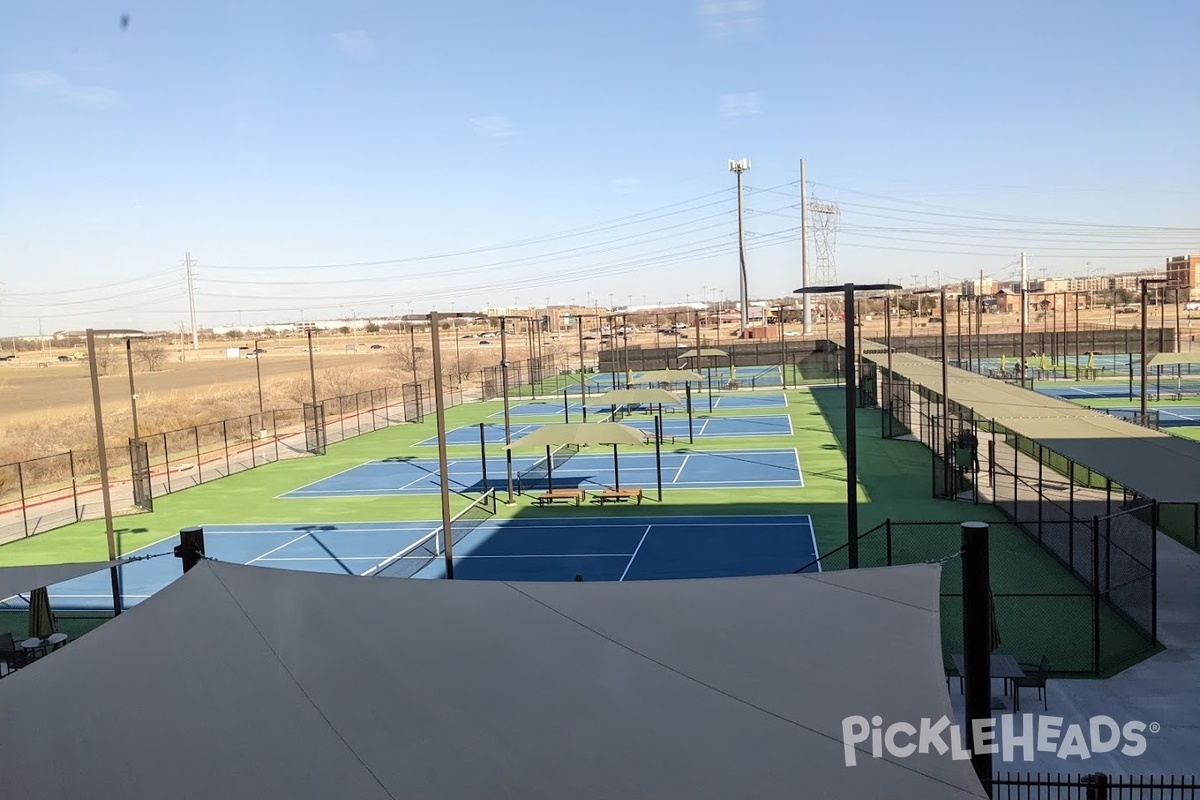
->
[1,0,1197,333]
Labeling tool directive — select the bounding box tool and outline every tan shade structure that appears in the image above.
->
[0,560,986,799]
[1147,352,1200,368]
[861,340,1200,503]
[504,421,651,495]
[630,369,704,383]
[678,348,728,359]
[586,388,684,409]
[503,422,647,449]
[0,559,128,600]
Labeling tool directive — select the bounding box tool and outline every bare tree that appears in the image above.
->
[86,344,115,376]
[387,340,427,384]
[137,341,169,372]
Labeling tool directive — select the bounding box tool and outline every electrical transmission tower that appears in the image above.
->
[809,200,841,287]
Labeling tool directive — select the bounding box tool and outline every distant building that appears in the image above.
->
[1166,255,1200,301]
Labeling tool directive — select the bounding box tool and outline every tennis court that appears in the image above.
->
[496,393,787,419]
[280,448,804,498]
[413,514,819,581]
[1101,405,1200,426]
[1037,381,1200,400]
[3,512,818,609]
[417,414,794,446]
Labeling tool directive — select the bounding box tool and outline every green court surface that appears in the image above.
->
[0,385,1153,675]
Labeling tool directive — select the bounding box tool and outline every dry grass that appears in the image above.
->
[0,367,394,467]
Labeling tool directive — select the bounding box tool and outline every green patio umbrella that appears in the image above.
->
[27,586,57,640]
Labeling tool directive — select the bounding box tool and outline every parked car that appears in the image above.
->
[57,355,72,362]
[478,340,492,346]
[370,344,384,350]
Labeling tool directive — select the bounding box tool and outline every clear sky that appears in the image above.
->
[2,0,1197,333]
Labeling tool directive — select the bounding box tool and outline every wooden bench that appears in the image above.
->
[642,433,676,445]
[535,489,585,507]
[595,488,643,505]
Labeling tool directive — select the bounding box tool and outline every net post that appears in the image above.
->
[655,414,663,502]
[175,526,205,573]
[479,423,489,492]
[563,388,570,423]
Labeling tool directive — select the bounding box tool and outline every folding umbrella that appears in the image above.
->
[27,586,57,641]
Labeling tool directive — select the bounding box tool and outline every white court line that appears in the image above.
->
[247,530,318,564]
[697,417,712,437]
[792,448,805,488]
[804,515,821,572]
[711,396,723,410]
[619,525,652,581]
[275,461,375,499]
[255,557,390,562]
[671,454,691,484]
[452,553,634,559]
[786,414,795,437]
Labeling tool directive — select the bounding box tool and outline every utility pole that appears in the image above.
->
[185,252,199,350]
[1019,252,1028,332]
[801,159,812,335]
[729,158,751,336]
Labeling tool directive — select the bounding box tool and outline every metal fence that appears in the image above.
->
[873,366,1159,671]
[990,772,1199,799]
[797,516,1150,676]
[0,377,467,544]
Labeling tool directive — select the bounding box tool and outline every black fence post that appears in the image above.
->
[885,519,893,565]
[1082,772,1110,800]
[961,520,992,789]
[1151,501,1159,642]
[175,526,205,573]
[1092,515,1101,674]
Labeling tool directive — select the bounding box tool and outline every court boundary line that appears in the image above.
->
[619,525,652,581]
[272,460,378,500]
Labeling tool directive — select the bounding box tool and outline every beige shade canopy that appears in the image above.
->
[587,388,684,409]
[678,348,729,358]
[631,369,704,383]
[1147,352,1200,368]
[502,422,648,449]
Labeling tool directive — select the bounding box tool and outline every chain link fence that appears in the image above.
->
[797,517,1153,676]
[0,370,478,544]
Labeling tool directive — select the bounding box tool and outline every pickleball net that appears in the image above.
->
[366,489,498,578]
[516,444,581,494]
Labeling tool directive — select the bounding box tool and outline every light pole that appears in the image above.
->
[125,337,141,442]
[253,337,265,436]
[1140,278,1168,423]
[730,158,751,336]
[88,328,144,616]
[795,283,899,568]
[305,328,317,407]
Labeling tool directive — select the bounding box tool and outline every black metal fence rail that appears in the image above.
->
[991,772,1199,799]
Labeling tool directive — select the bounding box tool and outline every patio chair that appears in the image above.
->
[0,632,32,672]
[1013,655,1050,712]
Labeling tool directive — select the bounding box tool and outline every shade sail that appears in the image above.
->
[586,388,684,408]
[0,560,987,799]
[503,422,647,448]
[630,369,704,383]
[1147,352,1200,368]
[678,348,729,358]
[862,341,1200,503]
[0,559,127,601]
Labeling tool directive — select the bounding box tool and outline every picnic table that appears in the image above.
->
[595,488,643,506]
[535,489,585,507]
